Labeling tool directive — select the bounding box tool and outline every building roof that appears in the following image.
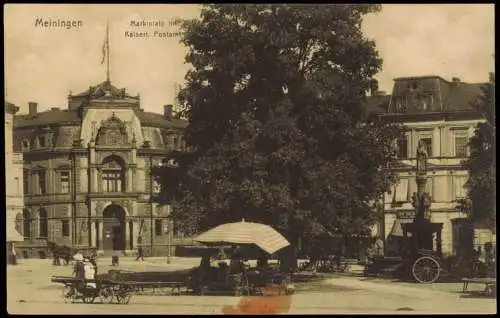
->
[136,111,187,129]
[364,76,486,118]
[389,75,486,114]
[14,109,81,127]
[13,79,188,129]
[14,108,188,129]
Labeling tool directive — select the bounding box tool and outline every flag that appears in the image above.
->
[100,41,107,65]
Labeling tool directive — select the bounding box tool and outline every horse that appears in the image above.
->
[47,241,74,266]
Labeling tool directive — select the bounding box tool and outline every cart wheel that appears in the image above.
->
[412,256,441,284]
[99,287,115,304]
[116,293,132,304]
[62,285,75,303]
[82,296,95,304]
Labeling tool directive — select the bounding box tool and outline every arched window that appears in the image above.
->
[39,208,48,239]
[101,156,126,192]
[23,209,31,239]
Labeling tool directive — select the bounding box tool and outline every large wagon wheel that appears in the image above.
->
[99,287,115,304]
[115,286,132,304]
[82,295,96,304]
[412,256,441,284]
[116,292,132,304]
[62,285,75,303]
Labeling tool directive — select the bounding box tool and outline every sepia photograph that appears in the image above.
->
[5,3,495,314]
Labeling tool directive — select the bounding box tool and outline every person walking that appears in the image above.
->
[72,253,85,296]
[136,246,145,261]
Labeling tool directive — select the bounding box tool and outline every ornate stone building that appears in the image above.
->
[6,101,25,243]
[13,80,186,256]
[367,75,494,256]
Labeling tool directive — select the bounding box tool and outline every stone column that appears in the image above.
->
[89,141,96,192]
[99,219,104,249]
[410,129,417,158]
[125,217,130,251]
[432,126,440,158]
[439,126,446,157]
[127,168,133,192]
[91,221,97,247]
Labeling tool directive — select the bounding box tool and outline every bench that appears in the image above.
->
[462,277,496,295]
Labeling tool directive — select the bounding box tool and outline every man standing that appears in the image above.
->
[136,245,145,261]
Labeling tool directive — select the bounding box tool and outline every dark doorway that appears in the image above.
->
[102,205,126,251]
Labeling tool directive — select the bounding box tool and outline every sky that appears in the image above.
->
[4,4,495,115]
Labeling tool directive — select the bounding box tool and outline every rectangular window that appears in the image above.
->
[62,220,70,237]
[419,137,433,157]
[397,138,408,159]
[38,171,46,195]
[38,136,46,148]
[454,176,468,199]
[455,136,468,158]
[23,170,29,194]
[393,179,409,202]
[60,171,70,193]
[102,171,122,192]
[155,219,163,236]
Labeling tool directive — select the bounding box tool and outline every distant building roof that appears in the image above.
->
[14,109,81,127]
[388,75,486,114]
[136,111,187,129]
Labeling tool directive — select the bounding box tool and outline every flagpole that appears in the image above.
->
[106,20,110,82]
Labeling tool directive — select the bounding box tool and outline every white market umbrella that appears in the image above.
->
[195,219,290,254]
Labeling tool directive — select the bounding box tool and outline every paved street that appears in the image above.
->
[7,258,496,314]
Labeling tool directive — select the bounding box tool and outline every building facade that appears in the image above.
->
[369,76,494,256]
[6,101,25,243]
[13,80,187,256]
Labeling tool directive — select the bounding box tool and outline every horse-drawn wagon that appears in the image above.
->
[51,276,135,304]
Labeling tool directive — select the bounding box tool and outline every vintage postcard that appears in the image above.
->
[5,3,495,315]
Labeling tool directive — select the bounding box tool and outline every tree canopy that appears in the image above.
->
[154,4,403,242]
[459,73,495,227]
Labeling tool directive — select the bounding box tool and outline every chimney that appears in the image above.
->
[164,104,173,120]
[452,77,461,83]
[28,102,38,116]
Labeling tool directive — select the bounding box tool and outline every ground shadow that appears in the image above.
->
[458,290,496,299]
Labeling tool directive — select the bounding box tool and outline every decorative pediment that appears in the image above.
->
[73,81,136,100]
[96,113,129,146]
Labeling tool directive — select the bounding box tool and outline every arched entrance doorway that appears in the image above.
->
[102,205,126,251]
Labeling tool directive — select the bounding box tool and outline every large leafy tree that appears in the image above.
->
[459,73,495,228]
[154,4,402,249]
